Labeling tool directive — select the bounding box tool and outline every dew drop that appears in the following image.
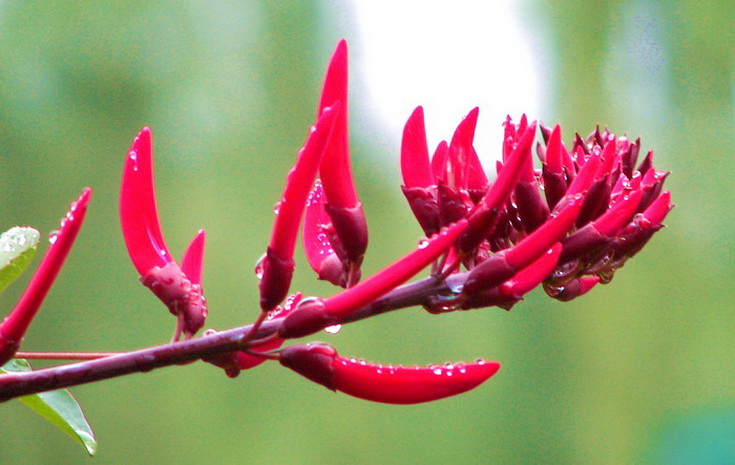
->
[273,201,282,215]
[254,253,267,280]
[324,324,342,335]
[417,238,430,249]
[48,230,60,245]
[447,281,464,295]
[129,150,139,172]
[423,292,462,313]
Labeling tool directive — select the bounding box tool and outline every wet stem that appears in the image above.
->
[0,271,463,402]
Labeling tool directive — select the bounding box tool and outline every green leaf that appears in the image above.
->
[1,359,97,455]
[0,227,40,294]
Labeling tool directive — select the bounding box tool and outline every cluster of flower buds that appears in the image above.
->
[399,105,672,311]
[0,189,91,365]
[245,40,671,403]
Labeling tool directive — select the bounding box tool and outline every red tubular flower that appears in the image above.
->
[0,188,91,365]
[278,219,469,339]
[302,181,346,287]
[121,127,208,340]
[504,117,549,232]
[312,40,368,281]
[258,104,340,310]
[462,243,562,310]
[279,343,500,404]
[400,106,440,236]
[540,124,570,209]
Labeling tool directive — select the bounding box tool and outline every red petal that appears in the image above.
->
[401,106,433,188]
[318,40,359,209]
[303,181,344,286]
[181,229,206,286]
[260,105,340,310]
[120,127,172,274]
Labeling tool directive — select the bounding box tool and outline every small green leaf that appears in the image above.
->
[0,227,41,294]
[1,359,97,455]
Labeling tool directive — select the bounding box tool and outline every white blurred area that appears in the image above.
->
[351,0,546,166]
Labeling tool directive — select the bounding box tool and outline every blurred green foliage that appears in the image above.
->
[0,1,733,464]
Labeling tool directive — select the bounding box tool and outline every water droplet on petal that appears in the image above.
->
[447,281,464,295]
[48,230,60,245]
[417,238,430,249]
[129,150,139,172]
[324,324,342,334]
[254,253,267,280]
[273,201,281,215]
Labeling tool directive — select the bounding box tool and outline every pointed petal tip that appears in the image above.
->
[401,106,432,188]
[76,187,92,207]
[132,126,152,147]
[181,229,206,285]
[643,190,672,225]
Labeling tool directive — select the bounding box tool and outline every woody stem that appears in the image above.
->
[14,352,120,361]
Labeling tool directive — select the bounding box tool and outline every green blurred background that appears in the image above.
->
[1,1,733,464]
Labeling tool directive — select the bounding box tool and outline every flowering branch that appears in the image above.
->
[0,38,672,445]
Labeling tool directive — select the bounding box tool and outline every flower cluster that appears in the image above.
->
[400,109,672,311]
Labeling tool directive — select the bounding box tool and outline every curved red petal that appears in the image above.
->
[318,39,359,209]
[303,181,345,286]
[120,127,172,275]
[401,106,433,188]
[181,229,206,286]
[259,105,340,311]
[332,356,500,404]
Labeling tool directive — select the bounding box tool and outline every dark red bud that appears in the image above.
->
[279,342,338,391]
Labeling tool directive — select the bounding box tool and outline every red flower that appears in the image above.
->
[279,342,500,405]
[0,189,91,364]
[257,105,340,311]
[121,127,208,341]
[303,40,368,288]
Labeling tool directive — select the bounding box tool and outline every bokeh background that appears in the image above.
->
[1,1,733,464]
